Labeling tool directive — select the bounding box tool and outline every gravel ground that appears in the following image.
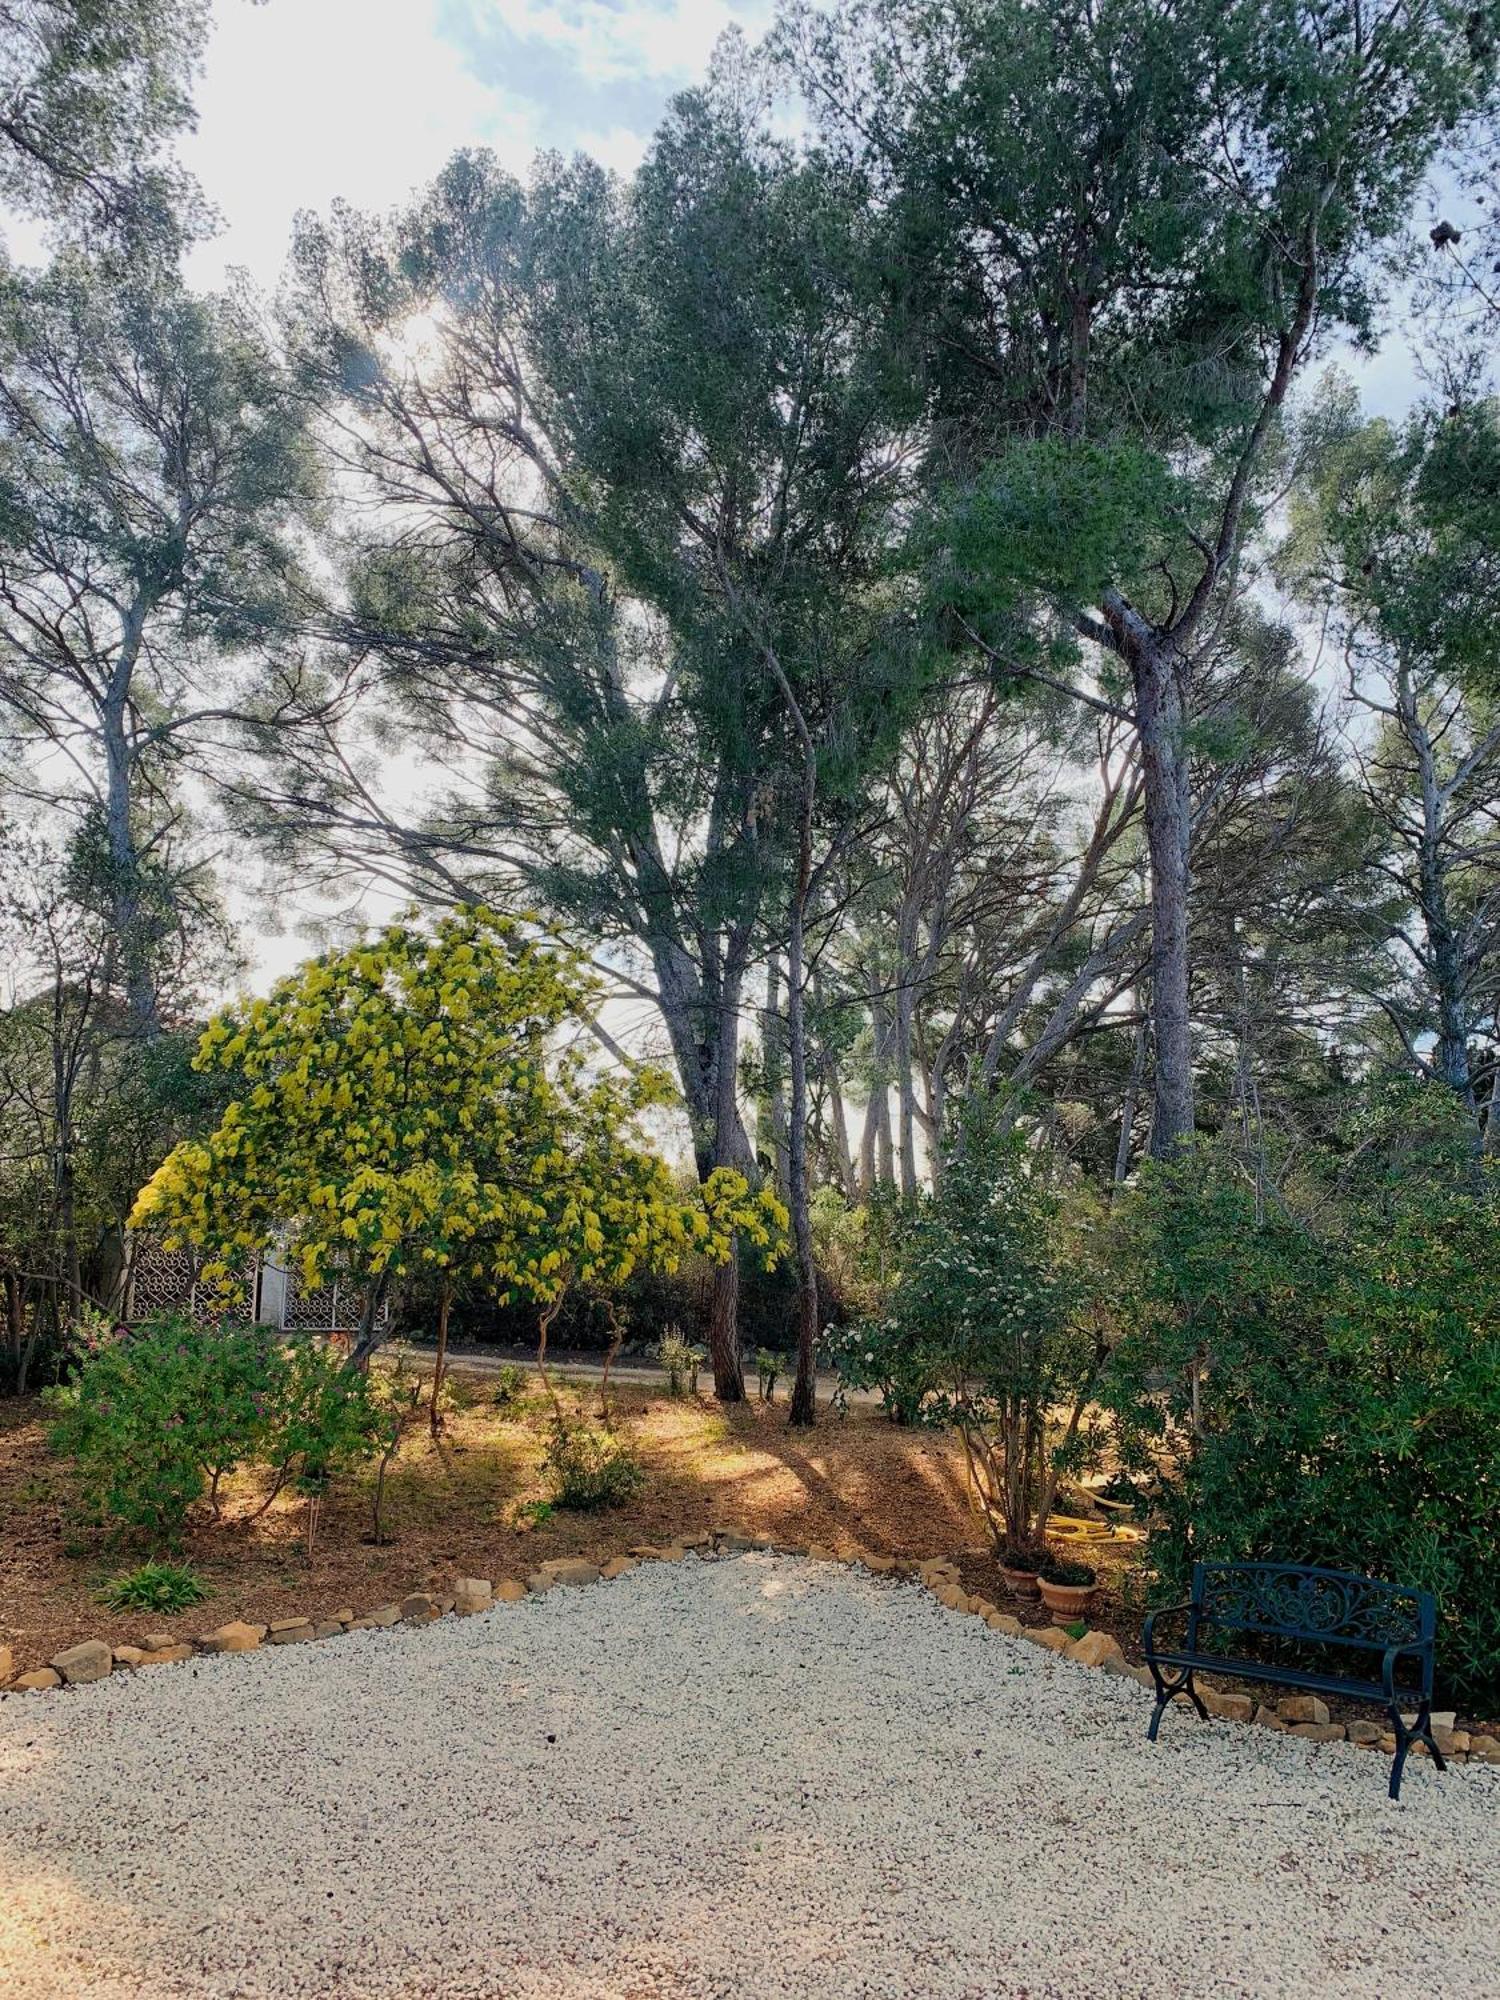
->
[1,1554,1496,2000]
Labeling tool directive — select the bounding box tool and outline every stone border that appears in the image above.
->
[3,1536,1495,1769]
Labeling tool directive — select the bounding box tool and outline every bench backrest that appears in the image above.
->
[1191,1561,1435,1655]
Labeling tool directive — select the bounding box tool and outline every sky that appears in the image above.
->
[180,0,778,296]
[165,0,777,990]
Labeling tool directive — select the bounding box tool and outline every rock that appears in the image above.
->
[600,1558,637,1581]
[494,1580,527,1603]
[52,1639,112,1685]
[399,1594,441,1624]
[1064,1631,1124,1670]
[1254,1705,1286,1730]
[452,1578,493,1615]
[364,1604,402,1628]
[111,1646,147,1669]
[541,1560,601,1588]
[141,1631,177,1653]
[137,1644,193,1666]
[1202,1690,1255,1723]
[268,1620,316,1644]
[330,1608,355,1627]
[0,1644,12,1685]
[345,1618,379,1632]
[312,1621,344,1641]
[437,1594,455,1615]
[1430,1710,1457,1732]
[1378,1731,1398,1754]
[985,1611,1024,1636]
[863,1554,897,1574]
[807,1542,836,1562]
[1346,1720,1384,1747]
[1433,1727,1470,1756]
[1278,1695,1330,1727]
[1290,1722,1347,1743]
[524,1572,555,1594]
[1101,1653,1142,1680]
[12,1669,61,1690]
[199,1621,265,1654]
[716,1530,755,1552]
[1468,1736,1500,1763]
[629,1544,685,1563]
[1021,1626,1070,1654]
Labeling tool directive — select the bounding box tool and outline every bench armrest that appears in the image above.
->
[1380,1639,1433,1705]
[1142,1601,1194,1659]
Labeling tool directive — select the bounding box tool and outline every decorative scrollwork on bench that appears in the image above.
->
[1198,1563,1424,1649]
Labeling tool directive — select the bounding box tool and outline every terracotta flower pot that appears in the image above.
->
[1000,1563,1042,1600]
[1037,1577,1097,1621]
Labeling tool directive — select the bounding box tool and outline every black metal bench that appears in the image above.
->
[1142,1560,1442,1800]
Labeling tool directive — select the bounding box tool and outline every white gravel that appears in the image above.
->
[2,1554,1496,2000]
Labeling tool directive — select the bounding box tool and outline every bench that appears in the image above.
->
[1142,1560,1442,1800]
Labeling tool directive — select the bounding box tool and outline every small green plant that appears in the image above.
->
[1039,1554,1097,1587]
[543,1417,645,1511]
[492,1363,529,1407]
[98,1560,209,1613]
[657,1326,703,1398]
[513,1497,555,1528]
[1062,1617,1089,1641]
[755,1348,784,1403]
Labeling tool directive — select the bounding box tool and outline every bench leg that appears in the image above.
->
[1388,1703,1445,1802]
[1146,1662,1208,1742]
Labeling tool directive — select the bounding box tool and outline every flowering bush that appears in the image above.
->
[130,907,784,1357]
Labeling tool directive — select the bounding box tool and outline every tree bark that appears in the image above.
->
[1119,612,1194,1157]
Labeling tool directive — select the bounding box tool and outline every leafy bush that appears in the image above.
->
[47,1314,392,1543]
[542,1418,644,1511]
[99,1560,208,1613]
[844,1111,1106,1550]
[1039,1555,1096,1587]
[754,1348,784,1403]
[46,1314,279,1540]
[1107,1153,1500,1705]
[656,1327,703,1397]
[492,1363,528,1407]
[262,1337,390,1498]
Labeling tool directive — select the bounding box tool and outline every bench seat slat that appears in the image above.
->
[1147,1650,1403,1705]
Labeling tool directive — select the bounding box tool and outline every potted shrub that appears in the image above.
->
[1037,1553,1098,1621]
[997,1540,1045,1598]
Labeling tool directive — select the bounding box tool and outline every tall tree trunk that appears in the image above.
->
[1129,629,1194,1156]
[428,1283,453,1435]
[894,957,920,1196]
[1403,670,1479,1122]
[100,596,159,1038]
[785,856,820,1426]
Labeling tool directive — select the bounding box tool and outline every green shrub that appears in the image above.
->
[492,1363,529,1407]
[542,1418,644,1511]
[99,1560,208,1613]
[840,1110,1105,1548]
[754,1348,784,1403]
[46,1314,280,1541]
[656,1327,702,1397]
[46,1315,392,1544]
[1039,1554,1096,1587]
[263,1338,390,1498]
[1107,1153,1500,1705]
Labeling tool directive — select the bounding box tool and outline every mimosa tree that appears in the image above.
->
[131,908,784,1411]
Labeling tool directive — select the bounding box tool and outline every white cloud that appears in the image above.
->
[182,0,540,295]
[461,0,776,86]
